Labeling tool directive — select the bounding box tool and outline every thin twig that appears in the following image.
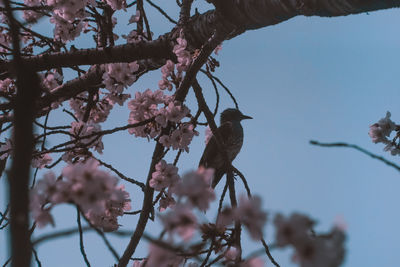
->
[145,0,177,24]
[32,226,132,245]
[96,157,145,190]
[310,140,400,172]
[77,208,91,267]
[260,238,280,267]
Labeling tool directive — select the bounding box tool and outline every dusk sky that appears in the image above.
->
[1,2,400,267]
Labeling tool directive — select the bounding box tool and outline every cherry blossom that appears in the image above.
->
[234,195,267,240]
[240,257,264,267]
[128,10,140,24]
[40,71,63,91]
[50,14,84,42]
[150,160,180,191]
[105,0,126,11]
[31,153,52,169]
[62,121,103,162]
[102,62,139,94]
[173,31,192,73]
[158,193,176,212]
[273,213,315,248]
[23,0,42,22]
[174,167,215,211]
[146,243,184,267]
[160,204,197,241]
[159,123,198,152]
[292,227,346,267]
[214,43,223,55]
[0,78,15,94]
[204,126,212,144]
[30,159,131,231]
[368,111,396,144]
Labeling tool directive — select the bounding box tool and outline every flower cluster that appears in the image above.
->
[128,89,170,138]
[50,14,86,42]
[31,153,52,169]
[158,31,192,91]
[173,31,192,73]
[104,0,126,10]
[30,159,131,231]
[127,88,197,150]
[173,167,215,211]
[159,121,198,152]
[0,78,15,95]
[39,71,63,91]
[62,121,104,162]
[102,62,139,94]
[23,0,43,22]
[274,213,346,267]
[216,195,267,241]
[369,112,400,155]
[150,160,180,191]
[70,91,130,123]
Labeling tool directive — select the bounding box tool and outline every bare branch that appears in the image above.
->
[310,140,400,172]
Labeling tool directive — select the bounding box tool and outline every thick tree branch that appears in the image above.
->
[0,36,173,73]
[4,0,40,266]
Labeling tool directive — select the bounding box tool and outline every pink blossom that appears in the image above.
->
[292,227,345,267]
[224,247,239,262]
[368,111,396,144]
[131,260,145,267]
[204,126,212,144]
[102,62,139,93]
[173,31,192,73]
[240,257,264,267]
[235,195,267,240]
[50,14,84,42]
[40,71,63,91]
[70,92,122,123]
[105,0,126,10]
[214,43,223,55]
[158,78,173,91]
[146,243,183,267]
[273,213,314,248]
[32,153,52,169]
[23,0,42,22]
[32,208,54,228]
[160,123,198,152]
[128,10,140,24]
[0,78,15,94]
[69,121,104,153]
[121,30,151,43]
[160,204,197,241]
[127,89,169,138]
[0,28,11,54]
[150,160,180,191]
[174,167,215,211]
[158,193,176,212]
[61,159,131,231]
[165,101,189,123]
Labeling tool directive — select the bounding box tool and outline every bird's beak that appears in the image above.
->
[241,114,253,120]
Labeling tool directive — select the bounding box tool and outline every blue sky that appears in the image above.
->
[1,2,400,267]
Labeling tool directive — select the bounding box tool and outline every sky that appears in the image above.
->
[1,2,400,267]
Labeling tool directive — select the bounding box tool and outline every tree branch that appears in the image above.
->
[310,140,400,172]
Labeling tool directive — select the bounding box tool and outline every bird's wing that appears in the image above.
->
[199,122,233,167]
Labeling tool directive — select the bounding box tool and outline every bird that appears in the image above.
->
[199,108,252,188]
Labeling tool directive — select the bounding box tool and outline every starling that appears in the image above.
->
[199,108,252,188]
